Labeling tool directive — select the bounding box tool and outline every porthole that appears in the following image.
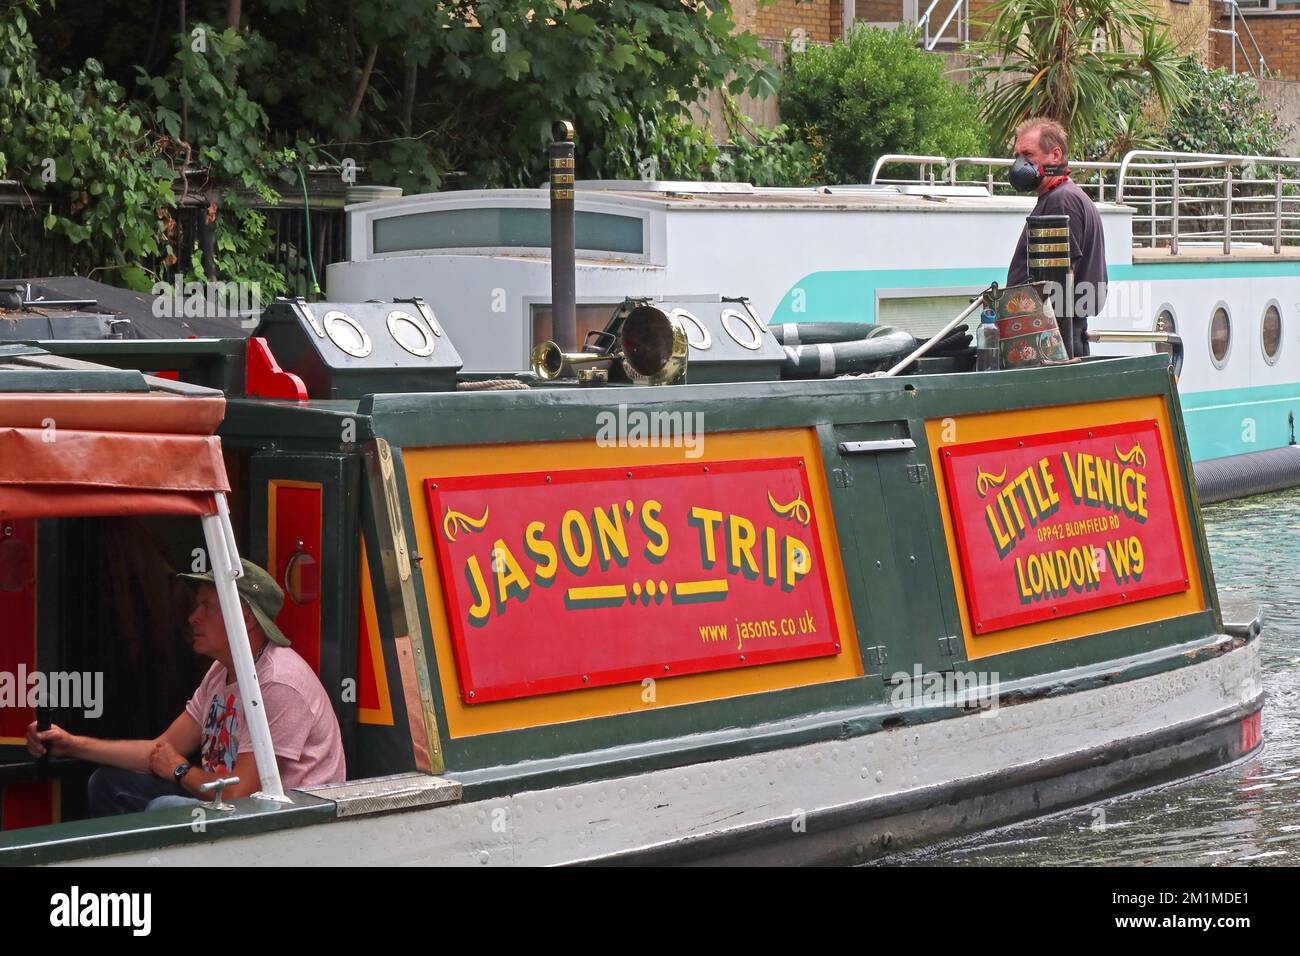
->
[1209,304,1231,369]
[721,308,763,351]
[669,309,712,350]
[323,310,373,358]
[387,309,436,357]
[1262,302,1282,366]
[1154,306,1176,358]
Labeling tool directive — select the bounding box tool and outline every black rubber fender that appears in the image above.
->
[780,328,917,378]
[1194,445,1300,504]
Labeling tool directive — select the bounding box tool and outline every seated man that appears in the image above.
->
[26,560,346,814]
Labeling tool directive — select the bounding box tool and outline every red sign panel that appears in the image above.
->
[940,420,1189,634]
[424,458,840,703]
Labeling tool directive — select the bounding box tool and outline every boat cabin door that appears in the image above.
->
[827,421,965,681]
[247,452,362,762]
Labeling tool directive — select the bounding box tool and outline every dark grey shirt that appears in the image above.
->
[1007,178,1108,355]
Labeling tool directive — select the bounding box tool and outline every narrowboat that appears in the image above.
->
[326,149,1300,496]
[0,275,1264,865]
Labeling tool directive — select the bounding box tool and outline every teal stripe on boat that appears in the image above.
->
[771,261,1300,325]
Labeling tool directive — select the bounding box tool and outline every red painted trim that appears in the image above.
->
[269,483,323,674]
[1241,711,1262,754]
[424,457,842,704]
[940,419,1190,634]
[1,781,57,830]
[246,337,308,402]
[0,519,36,741]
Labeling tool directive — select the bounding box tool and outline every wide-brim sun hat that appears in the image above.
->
[178,559,291,647]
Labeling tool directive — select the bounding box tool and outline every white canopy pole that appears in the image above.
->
[201,493,289,802]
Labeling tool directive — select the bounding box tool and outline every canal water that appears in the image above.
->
[886,487,1300,866]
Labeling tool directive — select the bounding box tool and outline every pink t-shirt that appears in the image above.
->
[185,644,346,790]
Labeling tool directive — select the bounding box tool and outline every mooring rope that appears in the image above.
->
[456,379,532,391]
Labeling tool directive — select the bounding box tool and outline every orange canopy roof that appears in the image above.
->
[0,357,230,520]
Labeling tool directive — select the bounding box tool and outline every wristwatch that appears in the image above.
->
[173,762,192,786]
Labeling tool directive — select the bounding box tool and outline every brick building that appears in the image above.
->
[727,0,1298,81]
[1212,0,1300,80]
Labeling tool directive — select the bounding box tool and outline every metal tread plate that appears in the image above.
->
[299,772,462,818]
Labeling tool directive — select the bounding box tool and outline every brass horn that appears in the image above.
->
[529,302,689,385]
[529,341,620,381]
[620,304,687,386]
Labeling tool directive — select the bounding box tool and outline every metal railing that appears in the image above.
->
[916,0,969,50]
[869,154,951,186]
[871,155,1125,202]
[869,150,1300,254]
[1087,330,1184,377]
[1116,151,1300,254]
[945,157,1125,203]
[1210,0,1269,78]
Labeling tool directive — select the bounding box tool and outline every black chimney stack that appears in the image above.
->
[549,121,577,354]
[1026,214,1074,357]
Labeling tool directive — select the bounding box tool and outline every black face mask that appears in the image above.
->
[1009,155,1069,193]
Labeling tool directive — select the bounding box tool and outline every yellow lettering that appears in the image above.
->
[986,502,1014,556]
[524,520,557,583]
[727,515,760,578]
[560,509,593,570]
[1097,456,1115,510]
[592,505,630,568]
[689,506,724,568]
[465,555,491,624]
[764,526,778,585]
[491,539,530,605]
[639,500,669,560]
[1062,452,1085,503]
[1037,458,1060,509]
[783,535,811,590]
[1082,456,1098,503]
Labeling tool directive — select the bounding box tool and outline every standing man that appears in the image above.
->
[1006,117,1108,357]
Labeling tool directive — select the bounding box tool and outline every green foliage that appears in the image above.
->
[717,111,815,187]
[4,0,778,289]
[135,23,296,296]
[1159,59,1291,157]
[235,0,778,191]
[780,26,988,184]
[598,109,723,182]
[0,2,174,283]
[972,0,1188,152]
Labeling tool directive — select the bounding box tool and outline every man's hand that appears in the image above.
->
[25,721,75,759]
[148,738,187,782]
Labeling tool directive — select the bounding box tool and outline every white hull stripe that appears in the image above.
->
[74,641,1260,867]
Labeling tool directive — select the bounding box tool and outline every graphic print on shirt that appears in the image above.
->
[200,692,239,773]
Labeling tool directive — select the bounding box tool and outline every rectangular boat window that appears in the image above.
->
[531,303,620,350]
[878,293,978,338]
[372,208,644,255]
